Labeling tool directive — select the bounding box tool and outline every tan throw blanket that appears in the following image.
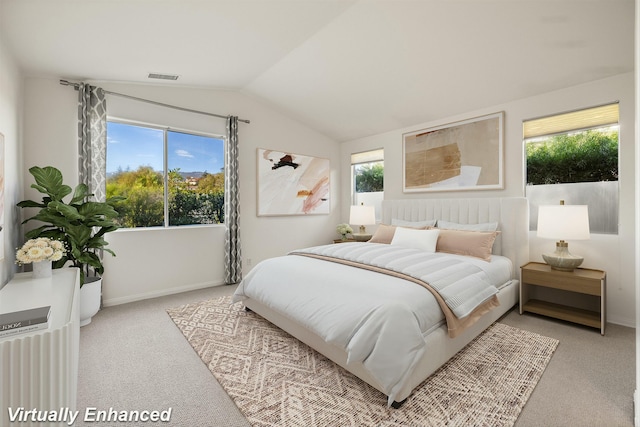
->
[290,244,500,338]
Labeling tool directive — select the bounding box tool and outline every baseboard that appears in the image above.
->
[635,389,638,427]
[102,280,225,307]
[607,316,636,329]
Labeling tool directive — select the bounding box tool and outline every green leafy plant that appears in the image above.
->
[106,166,224,227]
[526,129,618,185]
[355,163,384,192]
[17,166,124,286]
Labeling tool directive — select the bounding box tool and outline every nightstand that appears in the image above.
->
[520,262,606,335]
[333,238,357,244]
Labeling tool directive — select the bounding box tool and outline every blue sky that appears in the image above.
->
[106,122,224,174]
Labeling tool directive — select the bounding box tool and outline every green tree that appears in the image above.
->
[355,163,384,192]
[119,187,164,227]
[107,166,164,227]
[198,171,224,193]
[526,129,618,185]
[106,166,225,227]
[169,190,200,226]
[194,171,225,223]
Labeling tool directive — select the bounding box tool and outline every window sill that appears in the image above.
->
[114,223,225,233]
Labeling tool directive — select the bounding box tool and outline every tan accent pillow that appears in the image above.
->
[368,224,397,244]
[436,229,499,261]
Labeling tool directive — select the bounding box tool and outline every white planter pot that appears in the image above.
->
[80,277,102,327]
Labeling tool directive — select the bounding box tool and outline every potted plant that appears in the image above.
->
[17,166,123,325]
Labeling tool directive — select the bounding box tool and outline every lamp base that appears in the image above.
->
[352,233,372,242]
[542,241,583,272]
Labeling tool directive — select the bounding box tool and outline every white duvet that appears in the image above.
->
[232,245,512,405]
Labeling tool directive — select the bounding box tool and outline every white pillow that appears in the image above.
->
[436,220,498,232]
[391,218,437,228]
[390,227,440,252]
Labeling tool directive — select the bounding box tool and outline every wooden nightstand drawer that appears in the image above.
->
[521,264,602,296]
[520,262,606,335]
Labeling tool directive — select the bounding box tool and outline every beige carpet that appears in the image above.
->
[167,296,558,427]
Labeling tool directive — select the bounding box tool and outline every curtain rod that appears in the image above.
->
[59,79,250,124]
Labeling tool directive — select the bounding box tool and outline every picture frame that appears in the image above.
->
[257,148,330,216]
[403,111,504,192]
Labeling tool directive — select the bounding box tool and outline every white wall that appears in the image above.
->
[634,2,639,423]
[341,73,635,327]
[0,36,24,288]
[19,74,635,322]
[21,78,341,305]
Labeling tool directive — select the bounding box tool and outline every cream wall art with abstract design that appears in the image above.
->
[257,148,330,216]
[403,112,504,192]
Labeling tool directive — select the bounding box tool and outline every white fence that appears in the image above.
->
[526,181,618,234]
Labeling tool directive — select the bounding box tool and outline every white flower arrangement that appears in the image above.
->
[16,237,66,265]
[336,223,353,237]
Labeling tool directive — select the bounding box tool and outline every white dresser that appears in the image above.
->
[0,268,80,427]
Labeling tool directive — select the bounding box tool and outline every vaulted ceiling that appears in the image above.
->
[0,0,634,141]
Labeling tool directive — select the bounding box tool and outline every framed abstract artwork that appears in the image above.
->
[257,148,330,216]
[403,112,504,192]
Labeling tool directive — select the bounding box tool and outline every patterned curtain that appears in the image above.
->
[78,84,107,202]
[224,116,242,284]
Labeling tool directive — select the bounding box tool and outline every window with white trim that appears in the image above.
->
[106,120,225,227]
[524,103,619,234]
[351,149,384,222]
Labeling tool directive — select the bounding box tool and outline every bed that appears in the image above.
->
[233,197,529,407]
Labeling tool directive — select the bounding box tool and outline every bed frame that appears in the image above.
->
[244,197,529,406]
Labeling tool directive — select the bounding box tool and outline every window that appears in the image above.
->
[524,103,619,234]
[351,149,384,221]
[106,120,225,228]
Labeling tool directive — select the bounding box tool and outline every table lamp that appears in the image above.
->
[537,201,590,271]
[350,203,376,241]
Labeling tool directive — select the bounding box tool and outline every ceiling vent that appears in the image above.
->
[148,73,180,81]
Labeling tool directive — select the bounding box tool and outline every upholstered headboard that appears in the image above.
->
[382,198,529,280]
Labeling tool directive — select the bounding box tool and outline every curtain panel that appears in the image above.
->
[225,116,242,284]
[78,84,107,202]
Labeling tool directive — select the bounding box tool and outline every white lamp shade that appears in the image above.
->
[349,205,376,226]
[537,205,590,240]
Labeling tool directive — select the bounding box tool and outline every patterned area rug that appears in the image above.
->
[167,296,558,427]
